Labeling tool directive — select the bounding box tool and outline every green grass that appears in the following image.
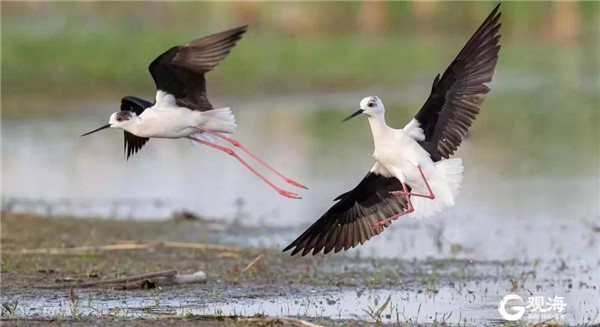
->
[3,29,598,116]
[2,1,598,103]
[2,22,598,97]
[0,30,451,96]
[2,1,599,119]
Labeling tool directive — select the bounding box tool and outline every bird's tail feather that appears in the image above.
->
[410,158,463,219]
[190,108,236,146]
[435,158,463,197]
[201,107,237,134]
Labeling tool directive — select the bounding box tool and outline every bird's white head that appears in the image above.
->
[360,96,385,115]
[81,111,139,136]
[342,96,385,122]
[108,111,138,129]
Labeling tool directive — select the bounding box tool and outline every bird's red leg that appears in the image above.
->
[373,182,414,229]
[194,127,307,189]
[389,166,435,199]
[188,136,301,199]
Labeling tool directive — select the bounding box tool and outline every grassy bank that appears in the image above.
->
[3,29,597,95]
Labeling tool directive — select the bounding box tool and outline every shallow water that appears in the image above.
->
[4,257,598,325]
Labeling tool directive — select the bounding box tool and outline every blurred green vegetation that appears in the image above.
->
[2,2,598,119]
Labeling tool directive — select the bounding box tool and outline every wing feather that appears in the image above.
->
[283,171,409,256]
[120,97,152,160]
[411,4,502,161]
[148,26,247,111]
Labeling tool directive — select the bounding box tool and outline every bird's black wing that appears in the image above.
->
[283,171,409,256]
[120,96,152,160]
[121,96,151,115]
[413,4,502,161]
[148,26,248,111]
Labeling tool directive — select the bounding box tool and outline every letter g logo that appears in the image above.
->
[498,294,525,321]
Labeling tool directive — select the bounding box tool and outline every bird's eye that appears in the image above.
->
[116,117,123,122]
[368,103,374,108]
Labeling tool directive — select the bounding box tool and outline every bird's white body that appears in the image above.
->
[362,97,463,219]
[112,91,237,139]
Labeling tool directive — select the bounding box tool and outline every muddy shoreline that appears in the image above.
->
[1,213,598,326]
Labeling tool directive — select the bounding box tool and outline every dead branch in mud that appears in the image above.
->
[35,269,177,289]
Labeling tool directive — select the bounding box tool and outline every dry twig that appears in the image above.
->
[241,253,264,274]
[5,241,240,255]
[35,269,177,289]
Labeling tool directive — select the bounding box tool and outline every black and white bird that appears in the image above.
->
[81,26,306,199]
[284,4,502,256]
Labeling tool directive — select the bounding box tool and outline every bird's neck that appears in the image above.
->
[367,114,392,146]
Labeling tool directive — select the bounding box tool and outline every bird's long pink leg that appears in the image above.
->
[389,166,435,199]
[194,126,307,189]
[188,136,301,199]
[373,182,414,229]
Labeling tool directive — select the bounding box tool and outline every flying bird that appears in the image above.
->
[284,4,502,256]
[81,26,306,199]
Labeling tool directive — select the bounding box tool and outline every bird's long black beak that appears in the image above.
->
[341,109,364,123]
[81,124,111,136]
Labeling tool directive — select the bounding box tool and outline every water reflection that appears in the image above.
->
[5,279,597,325]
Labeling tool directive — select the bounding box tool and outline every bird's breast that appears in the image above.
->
[134,108,201,138]
[373,133,432,171]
